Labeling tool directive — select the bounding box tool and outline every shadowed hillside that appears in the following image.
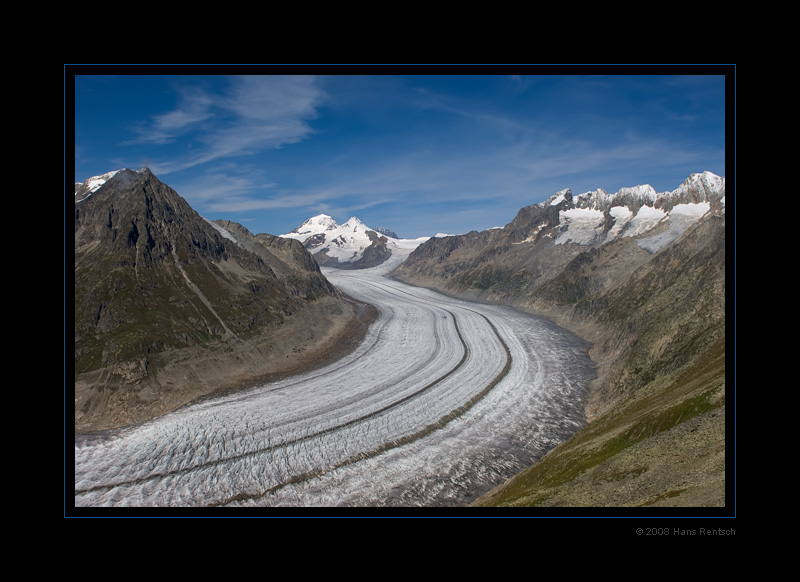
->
[393,173,729,507]
[74,169,368,434]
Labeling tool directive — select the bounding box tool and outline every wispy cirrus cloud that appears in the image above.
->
[127,85,215,145]
[127,75,326,175]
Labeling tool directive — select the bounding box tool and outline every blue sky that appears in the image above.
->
[72,69,728,238]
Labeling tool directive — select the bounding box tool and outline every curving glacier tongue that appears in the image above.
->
[74,262,595,508]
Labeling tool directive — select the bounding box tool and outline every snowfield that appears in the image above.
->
[74,255,594,507]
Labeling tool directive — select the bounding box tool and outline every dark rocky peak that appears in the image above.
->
[373,226,399,239]
[75,167,227,266]
[503,195,566,243]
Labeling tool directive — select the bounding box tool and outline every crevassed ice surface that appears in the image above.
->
[74,254,595,508]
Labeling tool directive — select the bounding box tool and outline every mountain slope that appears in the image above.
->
[281,214,428,269]
[74,168,368,434]
[393,172,729,507]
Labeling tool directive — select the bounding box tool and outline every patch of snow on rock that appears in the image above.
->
[205,219,239,243]
[605,206,633,242]
[75,169,124,202]
[635,202,711,253]
[555,207,605,245]
[623,206,667,238]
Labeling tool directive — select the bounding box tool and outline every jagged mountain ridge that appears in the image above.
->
[74,168,362,434]
[394,172,724,301]
[392,171,728,507]
[281,214,427,269]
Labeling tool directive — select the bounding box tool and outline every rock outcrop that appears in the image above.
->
[74,168,363,434]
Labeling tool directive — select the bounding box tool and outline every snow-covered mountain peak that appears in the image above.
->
[687,170,723,186]
[672,171,725,203]
[342,216,369,231]
[75,168,158,203]
[617,184,657,202]
[574,187,609,210]
[75,169,124,202]
[281,214,426,269]
[290,214,339,235]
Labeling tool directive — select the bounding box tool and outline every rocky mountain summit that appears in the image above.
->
[74,168,366,434]
[393,172,728,507]
[372,226,399,239]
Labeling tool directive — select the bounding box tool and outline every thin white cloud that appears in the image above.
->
[127,75,326,174]
[127,85,214,145]
[204,190,340,213]
[176,163,346,214]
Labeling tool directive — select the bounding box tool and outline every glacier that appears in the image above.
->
[74,252,595,508]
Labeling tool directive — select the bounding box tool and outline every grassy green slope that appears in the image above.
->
[472,337,725,507]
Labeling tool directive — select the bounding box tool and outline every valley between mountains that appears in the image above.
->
[73,168,729,509]
[75,255,594,507]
